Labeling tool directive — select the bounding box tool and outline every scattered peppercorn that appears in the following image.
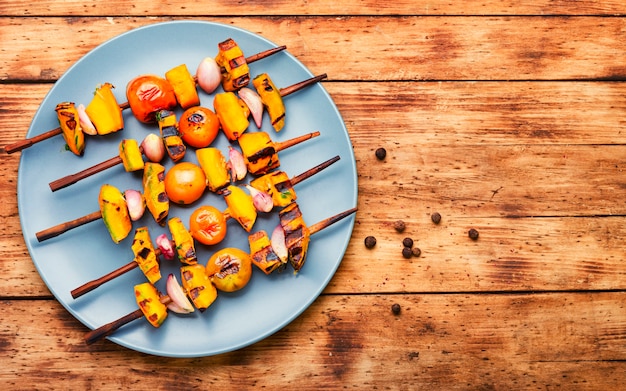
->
[364,235,377,249]
[391,303,401,315]
[394,220,406,233]
[431,212,442,224]
[412,247,421,257]
[402,237,414,248]
[468,228,479,240]
[375,147,387,160]
[402,247,413,259]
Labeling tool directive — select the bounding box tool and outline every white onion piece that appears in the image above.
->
[246,185,273,213]
[140,133,165,162]
[228,146,247,181]
[166,274,195,314]
[238,87,264,128]
[123,189,145,221]
[76,104,97,135]
[156,234,175,261]
[271,224,289,263]
[196,57,222,94]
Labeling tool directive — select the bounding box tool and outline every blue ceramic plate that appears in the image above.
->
[18,21,357,357]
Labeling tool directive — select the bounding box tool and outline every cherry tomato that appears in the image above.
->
[178,106,220,148]
[189,205,227,246]
[126,75,177,123]
[206,248,252,292]
[164,162,206,205]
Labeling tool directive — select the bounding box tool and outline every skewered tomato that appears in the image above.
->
[164,162,206,205]
[178,106,220,148]
[189,205,227,246]
[206,248,252,292]
[126,75,177,123]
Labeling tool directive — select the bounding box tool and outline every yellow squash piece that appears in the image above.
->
[85,83,124,135]
[249,170,295,207]
[168,217,197,265]
[222,185,257,232]
[213,92,250,141]
[252,73,286,132]
[143,162,169,226]
[196,147,230,193]
[131,227,161,284]
[237,131,280,175]
[165,64,200,109]
[180,264,217,312]
[157,109,186,162]
[98,184,132,244]
[55,102,85,156]
[119,139,144,172]
[134,282,168,328]
[248,230,284,275]
[215,38,250,92]
[278,202,311,273]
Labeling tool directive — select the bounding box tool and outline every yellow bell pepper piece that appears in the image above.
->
[252,73,286,132]
[156,109,186,162]
[223,184,257,232]
[237,131,280,175]
[249,170,295,207]
[195,147,230,193]
[131,227,161,284]
[215,38,250,92]
[248,230,284,275]
[180,264,217,312]
[143,162,169,226]
[98,184,132,244]
[85,83,124,135]
[279,202,311,273]
[55,102,85,156]
[165,64,200,109]
[168,217,197,265]
[213,92,250,141]
[134,282,168,328]
[119,139,144,172]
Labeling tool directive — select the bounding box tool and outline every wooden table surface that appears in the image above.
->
[2,2,625,389]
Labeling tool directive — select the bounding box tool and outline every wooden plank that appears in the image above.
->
[2,293,625,389]
[1,16,625,81]
[1,1,625,16]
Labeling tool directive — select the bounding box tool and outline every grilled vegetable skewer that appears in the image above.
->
[3,45,286,154]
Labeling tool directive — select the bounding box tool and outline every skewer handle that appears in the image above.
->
[36,210,102,242]
[49,155,124,192]
[71,260,139,299]
[309,207,358,236]
[3,127,63,154]
[290,155,340,186]
[84,308,144,345]
[246,45,287,64]
[274,131,320,153]
[279,74,327,98]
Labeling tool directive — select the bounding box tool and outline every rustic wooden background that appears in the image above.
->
[1,1,625,389]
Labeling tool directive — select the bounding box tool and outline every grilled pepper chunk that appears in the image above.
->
[249,170,295,207]
[156,109,186,162]
[143,162,169,226]
[215,38,250,92]
[85,83,124,135]
[278,202,311,273]
[237,131,280,175]
[222,185,257,232]
[248,230,284,274]
[134,282,168,328]
[168,217,197,265]
[131,227,161,284]
[252,73,286,132]
[165,64,200,109]
[55,102,85,156]
[196,147,230,193]
[213,92,250,141]
[98,184,132,244]
[180,264,217,312]
[119,139,144,172]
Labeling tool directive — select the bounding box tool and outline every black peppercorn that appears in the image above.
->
[468,228,479,240]
[431,212,441,224]
[391,303,401,315]
[394,220,406,233]
[412,247,421,257]
[375,147,387,160]
[402,247,413,259]
[364,235,377,249]
[402,237,413,248]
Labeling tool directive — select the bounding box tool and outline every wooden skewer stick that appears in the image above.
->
[71,156,341,299]
[2,46,287,155]
[36,210,102,242]
[84,206,356,345]
[273,131,321,152]
[279,73,327,97]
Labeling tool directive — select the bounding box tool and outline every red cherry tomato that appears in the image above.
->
[126,75,177,123]
[189,205,227,246]
[178,106,220,148]
[164,162,206,205]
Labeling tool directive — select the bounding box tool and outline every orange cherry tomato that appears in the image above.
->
[206,247,252,292]
[189,205,227,246]
[178,106,220,148]
[164,162,206,205]
[126,75,177,123]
